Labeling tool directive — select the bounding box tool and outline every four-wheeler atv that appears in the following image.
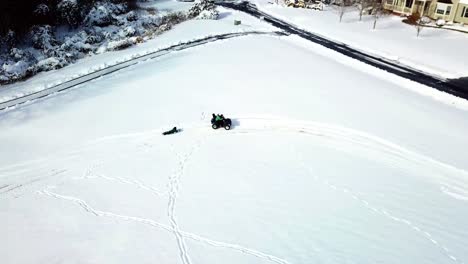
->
[211,114,232,130]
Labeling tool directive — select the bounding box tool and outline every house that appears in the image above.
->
[383,0,468,24]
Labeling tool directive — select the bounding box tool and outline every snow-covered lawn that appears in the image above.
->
[2,6,468,264]
[0,6,275,103]
[252,0,468,78]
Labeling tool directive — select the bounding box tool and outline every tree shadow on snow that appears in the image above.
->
[218,12,232,20]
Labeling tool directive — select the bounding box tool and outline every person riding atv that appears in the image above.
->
[211,113,231,130]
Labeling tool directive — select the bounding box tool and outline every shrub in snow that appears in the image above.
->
[36,57,62,71]
[188,0,218,19]
[126,11,138,22]
[140,14,163,29]
[34,3,50,16]
[61,31,96,54]
[119,26,136,37]
[85,4,114,26]
[9,48,27,61]
[436,19,446,27]
[160,12,187,25]
[420,16,431,25]
[107,37,140,50]
[1,59,37,83]
[31,25,58,52]
[196,9,219,20]
[84,29,105,44]
[57,0,81,27]
[3,30,17,50]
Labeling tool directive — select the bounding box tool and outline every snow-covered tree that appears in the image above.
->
[57,0,81,27]
[34,3,50,16]
[4,30,17,50]
[31,25,58,52]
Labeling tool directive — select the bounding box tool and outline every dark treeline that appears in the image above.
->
[0,0,137,39]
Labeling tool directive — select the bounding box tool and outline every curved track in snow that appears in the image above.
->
[0,30,285,111]
[217,1,468,100]
[4,116,468,263]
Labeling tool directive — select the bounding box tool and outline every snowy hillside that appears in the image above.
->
[1,1,468,264]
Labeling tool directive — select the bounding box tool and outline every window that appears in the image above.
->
[464,7,468,18]
[405,0,413,8]
[386,0,394,5]
[436,3,452,16]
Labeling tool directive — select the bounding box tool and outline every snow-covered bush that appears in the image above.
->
[84,0,131,26]
[9,48,27,61]
[188,0,219,19]
[62,31,96,54]
[57,0,81,27]
[436,19,446,27]
[3,30,17,50]
[119,26,137,37]
[107,37,141,50]
[31,25,58,52]
[85,5,115,26]
[1,59,37,83]
[420,16,431,25]
[196,9,219,20]
[36,57,62,71]
[126,11,138,22]
[84,29,105,44]
[160,12,187,25]
[34,3,50,17]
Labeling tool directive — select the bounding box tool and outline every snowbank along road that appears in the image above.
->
[217,1,468,100]
[0,30,286,112]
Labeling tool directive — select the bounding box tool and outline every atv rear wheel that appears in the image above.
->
[224,125,231,130]
[212,124,218,129]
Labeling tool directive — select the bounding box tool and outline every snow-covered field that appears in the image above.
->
[2,2,468,264]
[0,5,274,103]
[252,0,468,78]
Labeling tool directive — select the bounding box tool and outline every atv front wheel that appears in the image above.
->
[224,125,231,130]
[212,124,218,129]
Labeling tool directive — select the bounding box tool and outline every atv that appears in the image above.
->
[211,114,232,130]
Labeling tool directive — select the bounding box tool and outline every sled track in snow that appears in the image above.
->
[0,30,285,112]
[217,1,468,100]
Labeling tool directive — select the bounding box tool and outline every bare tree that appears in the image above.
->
[356,0,372,21]
[403,12,424,37]
[339,0,346,22]
[416,18,423,37]
[371,0,384,30]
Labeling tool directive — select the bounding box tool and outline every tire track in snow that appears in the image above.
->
[225,117,468,193]
[296,152,464,264]
[0,169,67,197]
[38,189,290,264]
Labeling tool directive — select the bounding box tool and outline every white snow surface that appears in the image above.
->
[0,6,274,103]
[252,0,468,78]
[1,5,468,264]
